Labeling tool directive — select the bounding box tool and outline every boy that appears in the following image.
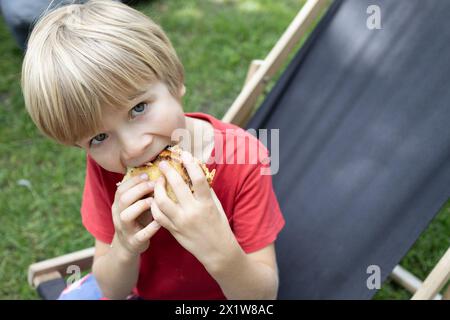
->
[22,0,285,300]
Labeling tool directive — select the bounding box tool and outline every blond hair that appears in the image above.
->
[21,0,184,146]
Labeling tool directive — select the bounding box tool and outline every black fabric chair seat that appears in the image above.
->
[247,0,450,299]
[37,278,67,300]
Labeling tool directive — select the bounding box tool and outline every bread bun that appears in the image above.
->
[121,145,215,202]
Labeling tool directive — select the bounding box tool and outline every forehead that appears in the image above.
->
[127,81,168,101]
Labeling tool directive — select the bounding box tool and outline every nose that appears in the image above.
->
[120,135,153,166]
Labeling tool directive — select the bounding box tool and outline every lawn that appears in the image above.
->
[0,0,448,300]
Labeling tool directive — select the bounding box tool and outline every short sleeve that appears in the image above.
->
[81,155,122,244]
[231,161,285,253]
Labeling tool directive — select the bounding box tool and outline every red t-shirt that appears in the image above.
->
[81,112,285,299]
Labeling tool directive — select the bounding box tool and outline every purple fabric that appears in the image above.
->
[58,274,104,300]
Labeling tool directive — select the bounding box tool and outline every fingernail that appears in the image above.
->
[159,161,168,170]
[140,173,148,180]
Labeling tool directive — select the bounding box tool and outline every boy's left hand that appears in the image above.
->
[150,151,238,271]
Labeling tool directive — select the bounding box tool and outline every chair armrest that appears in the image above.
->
[28,247,95,288]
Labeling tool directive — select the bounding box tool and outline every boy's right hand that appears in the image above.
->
[112,174,161,257]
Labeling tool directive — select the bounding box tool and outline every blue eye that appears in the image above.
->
[130,103,147,118]
[90,133,108,146]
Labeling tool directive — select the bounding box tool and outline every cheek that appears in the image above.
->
[166,109,186,143]
[171,110,186,134]
[150,102,185,137]
[88,149,124,174]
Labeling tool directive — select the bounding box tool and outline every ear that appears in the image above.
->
[179,84,186,97]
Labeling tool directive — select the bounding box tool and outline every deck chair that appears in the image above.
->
[28,0,450,300]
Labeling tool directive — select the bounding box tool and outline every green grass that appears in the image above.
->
[0,0,448,300]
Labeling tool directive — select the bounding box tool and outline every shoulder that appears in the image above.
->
[186,112,270,166]
[208,120,273,200]
[212,120,270,173]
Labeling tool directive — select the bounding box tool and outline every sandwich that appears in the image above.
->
[121,144,215,202]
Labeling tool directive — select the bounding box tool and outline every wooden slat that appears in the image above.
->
[411,248,450,300]
[244,59,264,86]
[221,0,329,126]
[32,271,63,288]
[28,247,95,288]
[443,285,450,300]
[390,265,442,300]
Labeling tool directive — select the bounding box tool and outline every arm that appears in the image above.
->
[92,237,140,300]
[92,174,161,300]
[207,183,279,299]
[152,151,282,300]
[207,243,279,300]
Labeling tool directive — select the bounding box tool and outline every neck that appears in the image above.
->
[183,116,214,162]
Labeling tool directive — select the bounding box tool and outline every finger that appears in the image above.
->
[181,151,211,201]
[135,220,161,242]
[153,176,180,220]
[113,173,150,223]
[119,180,155,211]
[116,172,150,195]
[158,161,195,207]
[150,197,177,231]
[120,198,152,231]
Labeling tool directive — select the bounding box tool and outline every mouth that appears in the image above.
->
[136,144,172,167]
